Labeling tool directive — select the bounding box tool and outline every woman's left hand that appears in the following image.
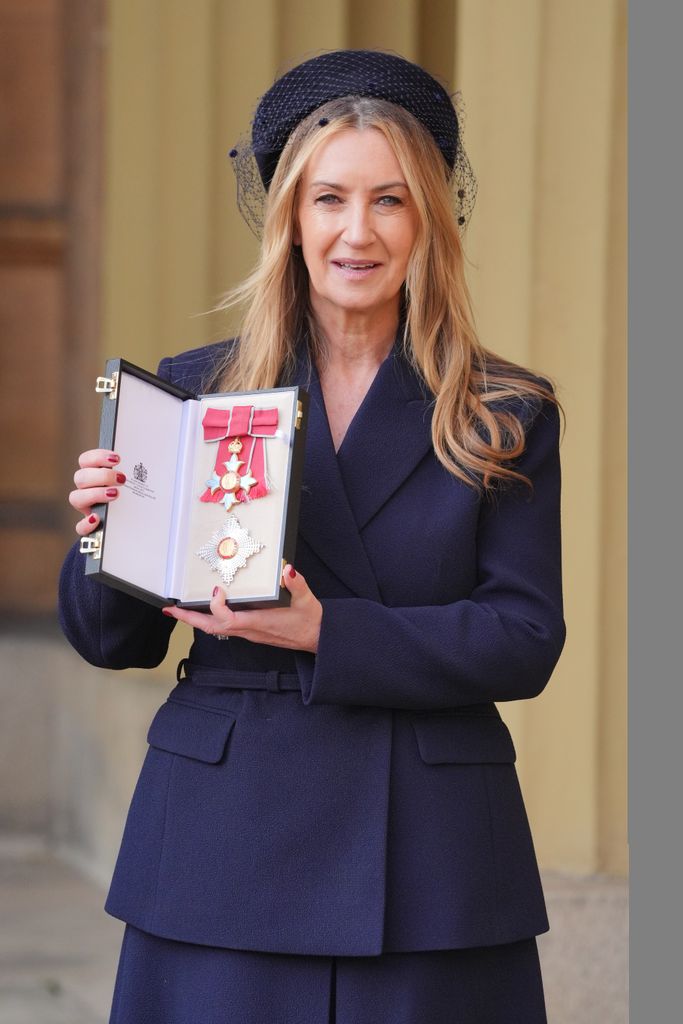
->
[162,565,322,653]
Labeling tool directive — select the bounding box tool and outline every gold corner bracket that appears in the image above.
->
[95,371,119,400]
[80,530,103,559]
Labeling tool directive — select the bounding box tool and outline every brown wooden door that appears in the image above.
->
[0,0,103,623]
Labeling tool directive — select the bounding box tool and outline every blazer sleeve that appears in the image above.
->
[295,396,566,710]
[57,357,177,670]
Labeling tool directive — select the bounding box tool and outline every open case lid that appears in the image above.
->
[80,358,308,610]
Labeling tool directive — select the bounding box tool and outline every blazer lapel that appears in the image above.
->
[336,343,435,531]
[292,345,383,600]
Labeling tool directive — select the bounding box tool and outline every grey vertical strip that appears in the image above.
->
[630,0,683,1020]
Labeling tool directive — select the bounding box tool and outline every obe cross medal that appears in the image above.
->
[204,438,258,512]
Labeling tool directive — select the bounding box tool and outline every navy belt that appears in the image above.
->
[176,658,301,693]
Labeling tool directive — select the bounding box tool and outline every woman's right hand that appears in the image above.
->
[69,449,126,537]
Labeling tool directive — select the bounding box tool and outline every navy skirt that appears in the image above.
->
[109,924,547,1023]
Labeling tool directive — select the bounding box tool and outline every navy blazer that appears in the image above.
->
[58,333,566,956]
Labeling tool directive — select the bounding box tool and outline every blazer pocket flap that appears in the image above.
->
[147,700,236,763]
[411,714,516,764]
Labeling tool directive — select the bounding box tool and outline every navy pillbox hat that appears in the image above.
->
[251,49,461,190]
[228,49,477,236]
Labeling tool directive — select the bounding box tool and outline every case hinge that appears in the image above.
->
[295,399,303,430]
[80,530,103,559]
[95,372,119,400]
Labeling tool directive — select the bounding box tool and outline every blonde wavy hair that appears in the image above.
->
[212,96,563,493]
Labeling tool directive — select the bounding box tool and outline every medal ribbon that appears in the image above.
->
[200,405,279,504]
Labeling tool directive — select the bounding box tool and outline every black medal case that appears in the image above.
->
[80,358,308,610]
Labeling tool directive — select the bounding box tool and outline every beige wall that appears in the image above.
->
[454,0,627,875]
[65,0,626,878]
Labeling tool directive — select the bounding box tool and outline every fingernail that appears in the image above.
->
[288,566,297,578]
[105,488,118,497]
[107,455,120,463]
[212,586,219,597]
[88,514,97,524]
[162,608,173,617]
[116,472,126,484]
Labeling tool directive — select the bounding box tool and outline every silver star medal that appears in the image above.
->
[196,515,264,586]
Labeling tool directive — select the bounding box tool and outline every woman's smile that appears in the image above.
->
[330,258,383,279]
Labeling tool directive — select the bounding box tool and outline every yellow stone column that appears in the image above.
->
[455,0,627,875]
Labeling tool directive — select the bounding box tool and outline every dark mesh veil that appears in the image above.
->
[227,50,478,239]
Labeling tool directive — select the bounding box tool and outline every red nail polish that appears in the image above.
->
[212,586,219,597]
[116,472,126,484]
[288,566,297,578]
[107,455,120,463]
[88,514,97,524]
[162,608,173,617]
[105,488,118,497]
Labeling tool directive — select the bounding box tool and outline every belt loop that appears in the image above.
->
[265,670,281,693]
[176,658,191,683]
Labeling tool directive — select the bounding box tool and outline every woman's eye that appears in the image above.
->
[315,194,341,205]
[377,195,402,207]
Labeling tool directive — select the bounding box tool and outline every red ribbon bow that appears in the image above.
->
[200,405,279,505]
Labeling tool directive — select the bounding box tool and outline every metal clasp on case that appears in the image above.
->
[95,372,119,399]
[79,531,103,558]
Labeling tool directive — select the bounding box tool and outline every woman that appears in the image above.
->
[60,50,565,1024]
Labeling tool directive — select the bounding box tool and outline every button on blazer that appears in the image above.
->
[58,332,566,956]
